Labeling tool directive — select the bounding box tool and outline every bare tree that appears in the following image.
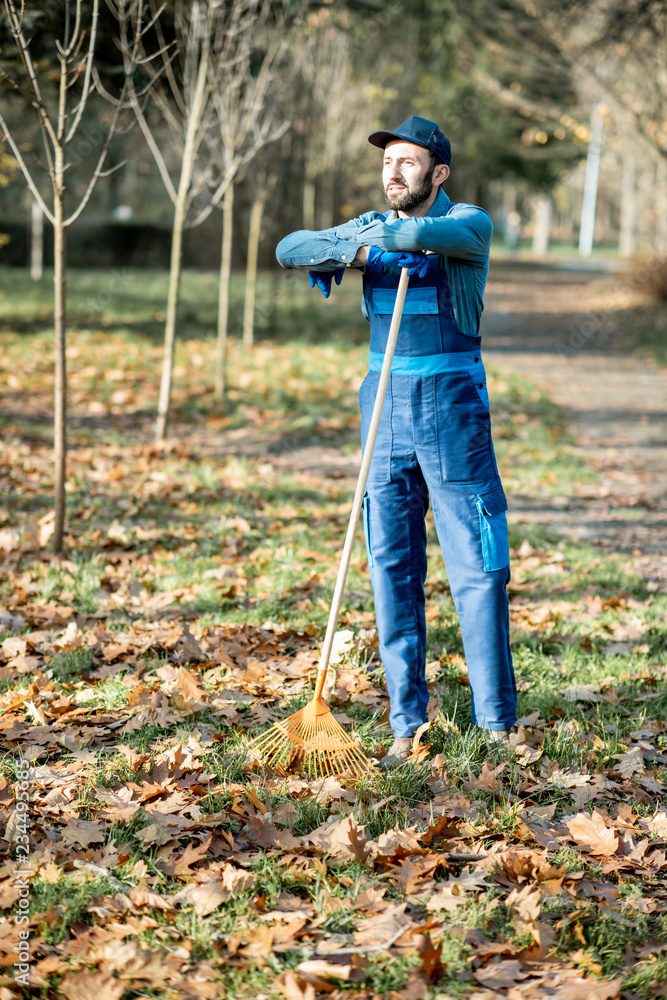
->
[540,0,667,161]
[198,0,299,400]
[30,197,44,280]
[242,165,282,350]
[296,22,398,233]
[0,0,134,552]
[112,0,222,442]
[522,1,667,247]
[299,27,350,232]
[113,0,300,434]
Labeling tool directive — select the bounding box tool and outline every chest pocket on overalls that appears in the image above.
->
[370,285,440,357]
[372,286,439,315]
[475,486,510,572]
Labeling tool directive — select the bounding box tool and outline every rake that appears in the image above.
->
[249,267,411,779]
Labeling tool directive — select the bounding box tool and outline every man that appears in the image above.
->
[276,116,517,768]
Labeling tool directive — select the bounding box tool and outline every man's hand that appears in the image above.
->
[364,246,429,277]
[308,268,345,298]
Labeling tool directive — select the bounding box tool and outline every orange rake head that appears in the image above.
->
[248,697,375,780]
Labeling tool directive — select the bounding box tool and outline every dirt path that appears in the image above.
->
[483,260,667,585]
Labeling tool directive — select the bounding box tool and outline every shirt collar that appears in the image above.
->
[427,187,451,217]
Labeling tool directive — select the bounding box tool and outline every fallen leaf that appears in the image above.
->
[174,881,225,916]
[649,811,667,838]
[57,972,126,1000]
[170,839,212,876]
[464,928,522,957]
[221,863,256,894]
[368,825,422,861]
[60,820,106,847]
[397,971,429,999]
[311,776,357,805]
[244,815,303,851]
[172,665,208,709]
[353,902,412,945]
[305,815,367,861]
[507,884,541,923]
[612,746,646,778]
[178,623,207,662]
[237,923,274,961]
[297,959,365,983]
[329,629,355,665]
[274,970,317,1000]
[426,869,492,912]
[424,885,468,912]
[129,885,174,910]
[392,854,444,894]
[471,760,502,791]
[561,684,604,702]
[415,932,444,981]
[473,959,529,988]
[567,811,619,856]
[548,974,624,999]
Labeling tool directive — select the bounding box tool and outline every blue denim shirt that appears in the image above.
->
[275,189,492,336]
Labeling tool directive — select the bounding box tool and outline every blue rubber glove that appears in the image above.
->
[365,246,429,278]
[308,268,345,298]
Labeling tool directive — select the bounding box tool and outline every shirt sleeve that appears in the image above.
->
[275,212,384,271]
[354,203,493,265]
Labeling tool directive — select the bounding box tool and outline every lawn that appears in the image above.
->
[0,266,666,999]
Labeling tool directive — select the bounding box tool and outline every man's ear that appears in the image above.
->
[434,163,450,188]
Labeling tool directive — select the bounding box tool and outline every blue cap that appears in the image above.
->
[368,115,452,166]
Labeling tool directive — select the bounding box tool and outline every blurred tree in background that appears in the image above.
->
[5,0,648,269]
[0,0,142,549]
[356,0,582,201]
[3,0,665,255]
[109,0,303,438]
[1,0,665,468]
[1,0,589,265]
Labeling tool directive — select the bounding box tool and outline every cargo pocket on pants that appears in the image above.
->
[362,492,374,568]
[476,487,510,572]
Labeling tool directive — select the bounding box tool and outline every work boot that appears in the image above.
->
[483,726,517,747]
[375,736,413,770]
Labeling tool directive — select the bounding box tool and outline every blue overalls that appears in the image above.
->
[360,251,517,736]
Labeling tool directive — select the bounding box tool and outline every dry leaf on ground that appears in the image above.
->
[567,811,619,856]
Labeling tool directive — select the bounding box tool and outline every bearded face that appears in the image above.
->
[384,160,436,212]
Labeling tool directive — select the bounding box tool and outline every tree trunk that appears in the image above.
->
[564,176,576,245]
[53,151,66,553]
[155,34,210,441]
[155,195,186,442]
[30,197,44,281]
[267,266,281,334]
[319,167,335,232]
[320,103,341,232]
[502,180,519,248]
[303,144,316,231]
[215,181,234,401]
[242,176,266,350]
[619,143,635,257]
[578,101,604,257]
[532,193,552,256]
[655,157,667,256]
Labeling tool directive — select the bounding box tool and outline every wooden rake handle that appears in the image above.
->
[314,266,410,700]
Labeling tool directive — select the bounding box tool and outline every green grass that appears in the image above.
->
[0,267,599,642]
[47,646,95,682]
[631,306,667,366]
[31,874,129,945]
[1,266,666,998]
